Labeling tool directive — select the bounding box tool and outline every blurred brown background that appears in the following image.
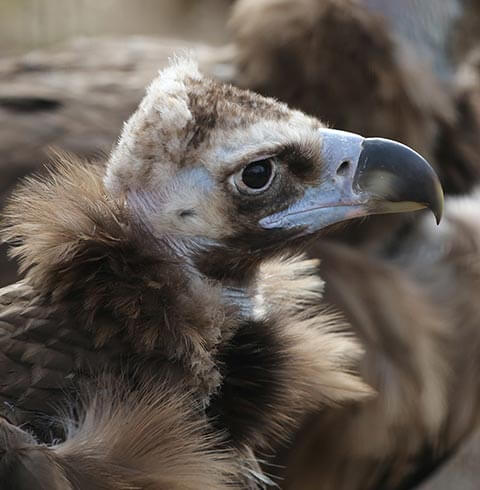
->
[0,0,229,56]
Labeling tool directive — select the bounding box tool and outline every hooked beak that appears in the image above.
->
[260,129,444,233]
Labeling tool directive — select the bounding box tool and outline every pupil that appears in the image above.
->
[242,161,272,189]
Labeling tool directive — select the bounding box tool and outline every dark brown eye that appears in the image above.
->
[242,160,273,189]
[233,158,276,194]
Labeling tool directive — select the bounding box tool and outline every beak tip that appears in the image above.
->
[431,180,444,225]
[359,137,445,226]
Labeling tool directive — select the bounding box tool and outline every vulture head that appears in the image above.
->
[105,58,443,280]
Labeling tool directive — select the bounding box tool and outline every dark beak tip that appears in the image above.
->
[359,138,445,225]
[432,185,444,225]
[427,161,445,225]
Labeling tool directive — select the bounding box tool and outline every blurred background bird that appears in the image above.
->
[2,0,480,488]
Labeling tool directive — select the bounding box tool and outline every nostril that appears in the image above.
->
[336,161,350,176]
[179,209,195,219]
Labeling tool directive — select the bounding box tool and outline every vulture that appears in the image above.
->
[0,1,479,488]
[0,59,442,488]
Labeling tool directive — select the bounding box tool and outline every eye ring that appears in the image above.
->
[233,157,276,194]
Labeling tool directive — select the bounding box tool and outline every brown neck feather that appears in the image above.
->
[2,158,244,400]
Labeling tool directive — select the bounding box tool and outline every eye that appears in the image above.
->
[234,158,276,194]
